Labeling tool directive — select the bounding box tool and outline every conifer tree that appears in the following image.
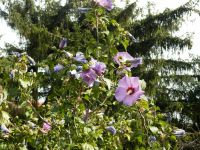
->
[117,0,200,131]
[0,0,200,149]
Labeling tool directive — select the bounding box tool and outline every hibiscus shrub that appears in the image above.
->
[0,1,178,150]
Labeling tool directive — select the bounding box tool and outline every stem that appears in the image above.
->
[27,100,56,126]
[95,10,99,43]
[138,108,149,144]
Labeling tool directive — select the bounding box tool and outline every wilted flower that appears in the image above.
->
[114,52,142,70]
[74,52,87,63]
[80,69,97,87]
[173,129,185,137]
[54,64,64,72]
[0,124,10,134]
[115,76,144,106]
[90,58,106,76]
[94,0,113,10]
[59,38,67,49]
[106,126,116,135]
[41,122,51,134]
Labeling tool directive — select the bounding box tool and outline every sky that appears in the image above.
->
[0,0,200,58]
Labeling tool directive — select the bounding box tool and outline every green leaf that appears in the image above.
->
[170,135,177,141]
[121,39,129,50]
[0,110,10,125]
[0,89,7,105]
[136,136,143,144]
[149,126,159,134]
[84,127,92,134]
[102,77,113,90]
[19,79,32,88]
[136,99,149,110]
[101,31,109,35]
[82,143,94,150]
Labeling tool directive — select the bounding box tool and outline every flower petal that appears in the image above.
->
[123,95,134,106]
[115,87,126,102]
[118,76,131,87]
[130,77,139,86]
[123,90,144,106]
[130,58,142,68]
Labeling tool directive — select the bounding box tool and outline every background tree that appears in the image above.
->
[0,0,177,149]
[115,0,200,131]
[0,0,200,149]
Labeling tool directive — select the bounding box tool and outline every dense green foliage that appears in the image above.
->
[0,0,200,149]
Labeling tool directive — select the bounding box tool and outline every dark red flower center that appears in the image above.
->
[126,87,135,95]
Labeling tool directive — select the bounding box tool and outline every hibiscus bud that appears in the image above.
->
[41,122,51,134]
[149,136,156,142]
[59,38,67,49]
[74,52,87,63]
[106,126,116,135]
[54,64,64,72]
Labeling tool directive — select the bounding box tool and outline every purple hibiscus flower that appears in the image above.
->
[54,64,64,72]
[149,136,157,142]
[94,0,113,11]
[114,52,142,70]
[80,69,97,87]
[115,76,144,106]
[90,58,106,76]
[41,122,51,134]
[74,52,87,63]
[106,126,116,135]
[59,38,67,49]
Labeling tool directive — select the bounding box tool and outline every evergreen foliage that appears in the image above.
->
[122,0,200,131]
[0,0,200,149]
